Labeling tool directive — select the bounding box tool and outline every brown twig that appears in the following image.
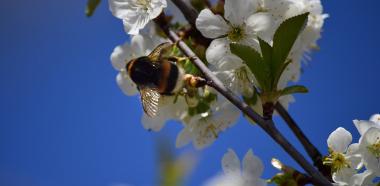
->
[170,0,211,46]
[275,103,332,181]
[154,15,332,186]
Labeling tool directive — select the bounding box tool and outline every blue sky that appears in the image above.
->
[0,0,379,185]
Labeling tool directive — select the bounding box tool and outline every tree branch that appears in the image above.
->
[154,15,332,186]
[275,103,332,180]
[170,0,211,46]
[170,0,198,27]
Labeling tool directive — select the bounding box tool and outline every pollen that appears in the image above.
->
[323,151,350,173]
[136,0,151,11]
[367,137,380,158]
[228,26,245,42]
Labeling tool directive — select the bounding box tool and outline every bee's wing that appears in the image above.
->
[148,42,173,62]
[139,87,161,117]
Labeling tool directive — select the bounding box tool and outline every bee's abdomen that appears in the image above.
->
[158,61,182,95]
[127,57,160,87]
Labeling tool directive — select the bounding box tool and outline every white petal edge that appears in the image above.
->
[110,42,133,70]
[116,71,139,96]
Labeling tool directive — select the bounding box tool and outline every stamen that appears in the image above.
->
[323,151,350,173]
[228,26,245,42]
[367,137,380,159]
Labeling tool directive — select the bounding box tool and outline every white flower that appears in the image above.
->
[176,99,240,149]
[203,149,267,186]
[196,0,275,57]
[109,0,167,35]
[325,127,362,184]
[358,127,380,176]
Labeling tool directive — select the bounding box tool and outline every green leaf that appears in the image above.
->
[230,43,271,90]
[258,37,272,65]
[230,43,262,63]
[273,12,309,64]
[272,60,291,88]
[272,12,309,83]
[86,0,101,17]
[281,85,309,96]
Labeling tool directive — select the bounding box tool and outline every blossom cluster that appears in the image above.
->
[108,0,327,149]
[325,114,380,185]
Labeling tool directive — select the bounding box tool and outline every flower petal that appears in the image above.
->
[332,167,356,185]
[116,71,139,96]
[196,9,230,39]
[203,173,244,186]
[126,13,151,36]
[370,114,380,125]
[222,149,241,175]
[239,37,260,51]
[131,33,155,56]
[206,38,242,66]
[359,127,380,175]
[110,0,166,35]
[176,127,193,148]
[212,101,240,130]
[149,0,167,19]
[245,12,275,42]
[346,143,363,169]
[348,170,375,186]
[353,119,377,136]
[141,113,167,131]
[108,0,133,19]
[110,42,133,70]
[242,149,264,179]
[327,127,352,153]
[224,0,257,26]
[123,9,149,35]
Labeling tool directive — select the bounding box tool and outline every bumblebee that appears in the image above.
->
[126,42,207,117]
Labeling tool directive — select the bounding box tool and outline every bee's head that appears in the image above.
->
[126,56,160,87]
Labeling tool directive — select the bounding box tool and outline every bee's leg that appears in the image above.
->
[166,56,191,64]
[183,74,209,88]
[172,90,186,104]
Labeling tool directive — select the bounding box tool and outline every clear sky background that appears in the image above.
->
[0,0,379,186]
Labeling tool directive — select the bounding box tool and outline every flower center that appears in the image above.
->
[367,138,380,158]
[228,26,245,42]
[323,152,350,173]
[235,66,248,80]
[136,0,151,11]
